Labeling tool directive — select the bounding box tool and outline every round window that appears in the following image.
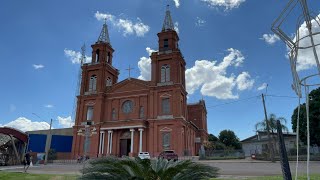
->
[122,100,133,114]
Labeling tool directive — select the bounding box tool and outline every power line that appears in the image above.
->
[206,95,260,108]
[265,94,303,99]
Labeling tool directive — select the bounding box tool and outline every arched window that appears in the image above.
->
[139,106,144,119]
[112,108,116,120]
[164,39,169,50]
[162,132,170,149]
[106,77,112,86]
[162,98,170,114]
[107,52,110,63]
[95,49,100,62]
[161,65,170,82]
[89,75,97,92]
[86,106,94,121]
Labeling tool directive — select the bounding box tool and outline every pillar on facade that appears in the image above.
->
[129,129,135,157]
[99,130,105,156]
[138,128,144,152]
[106,130,113,155]
[109,130,113,154]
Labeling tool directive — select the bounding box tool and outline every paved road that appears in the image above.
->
[1,160,319,177]
[202,161,320,176]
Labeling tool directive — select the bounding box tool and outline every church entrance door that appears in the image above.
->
[120,131,131,157]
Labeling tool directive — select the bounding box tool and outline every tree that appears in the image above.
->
[255,113,288,133]
[208,134,218,142]
[80,157,219,180]
[218,130,241,149]
[292,87,320,146]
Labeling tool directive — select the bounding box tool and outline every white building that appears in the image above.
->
[241,131,297,157]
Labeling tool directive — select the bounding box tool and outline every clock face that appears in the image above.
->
[122,100,133,114]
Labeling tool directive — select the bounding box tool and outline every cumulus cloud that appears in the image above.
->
[57,116,74,128]
[236,72,254,91]
[44,104,54,108]
[257,83,268,91]
[64,49,91,64]
[291,14,320,71]
[137,48,254,99]
[196,17,206,27]
[185,48,251,99]
[174,22,179,34]
[95,11,150,37]
[201,0,245,10]
[33,64,44,69]
[138,47,156,80]
[173,0,180,8]
[260,34,280,45]
[4,117,50,132]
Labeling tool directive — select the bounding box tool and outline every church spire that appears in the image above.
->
[97,18,111,44]
[162,5,174,32]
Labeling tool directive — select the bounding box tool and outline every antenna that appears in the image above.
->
[71,44,85,124]
[80,43,86,65]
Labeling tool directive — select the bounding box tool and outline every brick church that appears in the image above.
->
[71,7,208,158]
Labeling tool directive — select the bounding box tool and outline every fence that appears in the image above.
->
[201,149,245,160]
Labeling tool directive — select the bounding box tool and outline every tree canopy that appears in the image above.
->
[208,134,218,142]
[218,130,241,149]
[292,87,320,146]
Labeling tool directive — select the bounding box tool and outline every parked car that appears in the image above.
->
[138,152,150,159]
[158,150,178,161]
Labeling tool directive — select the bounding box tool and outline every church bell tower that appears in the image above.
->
[151,5,186,88]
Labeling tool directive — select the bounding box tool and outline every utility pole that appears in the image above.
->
[44,119,53,165]
[261,93,275,162]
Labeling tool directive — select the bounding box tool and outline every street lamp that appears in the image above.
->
[32,113,52,165]
[77,123,97,158]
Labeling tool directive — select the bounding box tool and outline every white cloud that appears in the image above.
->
[236,72,254,91]
[201,0,245,10]
[185,48,250,99]
[9,104,16,113]
[260,34,280,45]
[138,47,156,80]
[64,49,91,64]
[291,14,320,71]
[257,83,268,91]
[4,117,50,132]
[196,17,206,27]
[137,48,254,99]
[174,22,179,34]
[33,64,44,69]
[57,116,74,128]
[95,11,150,37]
[44,104,54,108]
[173,0,180,8]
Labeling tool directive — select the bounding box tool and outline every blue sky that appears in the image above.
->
[1,0,320,140]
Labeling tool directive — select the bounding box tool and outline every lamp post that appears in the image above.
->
[32,113,52,165]
[77,123,97,158]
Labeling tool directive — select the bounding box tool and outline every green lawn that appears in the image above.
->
[212,174,320,180]
[0,172,78,180]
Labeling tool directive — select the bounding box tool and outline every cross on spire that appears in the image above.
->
[162,5,174,32]
[97,18,111,44]
[126,65,134,79]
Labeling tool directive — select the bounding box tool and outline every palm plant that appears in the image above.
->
[79,156,219,180]
[255,113,288,133]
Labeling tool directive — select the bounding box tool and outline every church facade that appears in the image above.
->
[71,8,208,158]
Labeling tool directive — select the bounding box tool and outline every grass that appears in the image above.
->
[212,174,320,180]
[0,172,78,180]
